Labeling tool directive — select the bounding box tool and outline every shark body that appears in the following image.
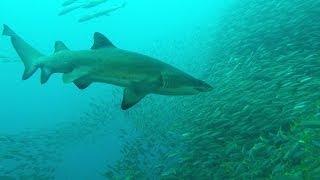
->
[3,25,213,110]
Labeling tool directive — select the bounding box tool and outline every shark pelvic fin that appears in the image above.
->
[63,67,90,83]
[91,32,115,49]
[74,79,92,90]
[41,67,52,84]
[54,41,70,53]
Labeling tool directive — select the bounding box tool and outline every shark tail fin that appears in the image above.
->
[3,24,44,80]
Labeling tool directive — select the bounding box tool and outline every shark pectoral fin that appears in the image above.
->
[74,79,92,90]
[121,78,163,110]
[63,67,90,83]
[40,67,52,84]
[121,88,148,110]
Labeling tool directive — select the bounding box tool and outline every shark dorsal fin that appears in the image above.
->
[54,41,69,53]
[91,32,115,49]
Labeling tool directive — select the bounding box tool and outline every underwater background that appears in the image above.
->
[0,0,320,179]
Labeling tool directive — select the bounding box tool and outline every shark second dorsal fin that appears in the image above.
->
[54,41,69,53]
[91,32,115,50]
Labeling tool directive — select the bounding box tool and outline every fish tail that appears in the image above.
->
[3,24,44,80]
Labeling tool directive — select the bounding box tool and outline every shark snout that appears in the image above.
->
[194,80,213,92]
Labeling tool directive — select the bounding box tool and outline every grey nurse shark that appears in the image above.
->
[2,24,213,110]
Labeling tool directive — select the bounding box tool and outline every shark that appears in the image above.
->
[62,0,79,7]
[59,4,83,16]
[82,0,108,9]
[59,0,110,16]
[2,24,213,110]
[78,2,126,22]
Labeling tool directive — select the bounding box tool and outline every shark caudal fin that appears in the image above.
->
[3,24,44,80]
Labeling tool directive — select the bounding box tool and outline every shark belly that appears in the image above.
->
[91,75,133,87]
[153,88,200,96]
